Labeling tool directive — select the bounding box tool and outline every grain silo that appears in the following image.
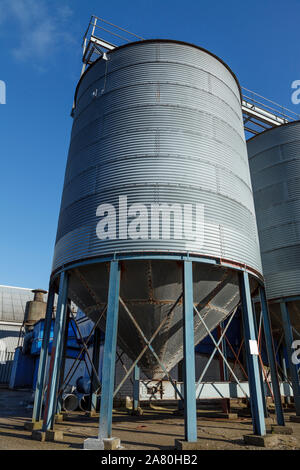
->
[53,39,262,377]
[30,38,278,447]
[248,121,300,416]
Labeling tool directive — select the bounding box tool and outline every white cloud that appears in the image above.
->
[2,0,75,63]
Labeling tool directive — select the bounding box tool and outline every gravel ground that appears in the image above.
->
[0,388,300,451]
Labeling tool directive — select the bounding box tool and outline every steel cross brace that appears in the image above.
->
[69,310,102,388]
[58,305,107,395]
[31,283,55,423]
[119,297,184,401]
[193,305,249,398]
[116,351,134,385]
[113,294,183,397]
[256,311,274,400]
[195,308,237,387]
[68,318,95,389]
[228,338,247,381]
[264,333,291,385]
[224,334,248,379]
[42,272,69,431]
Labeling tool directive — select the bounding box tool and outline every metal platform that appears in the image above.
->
[77,15,300,136]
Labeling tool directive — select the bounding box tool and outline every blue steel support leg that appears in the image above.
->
[183,261,197,442]
[56,305,70,416]
[178,360,184,410]
[217,324,230,413]
[220,321,229,382]
[252,302,268,419]
[133,365,140,412]
[239,271,266,436]
[259,287,285,426]
[280,302,300,415]
[42,272,69,431]
[31,284,55,423]
[98,261,121,440]
[280,346,291,405]
[90,327,101,414]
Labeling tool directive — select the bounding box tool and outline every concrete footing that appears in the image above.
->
[243,433,292,448]
[290,415,300,423]
[131,407,143,416]
[31,430,64,442]
[271,425,293,435]
[54,413,66,423]
[31,430,46,442]
[46,430,64,441]
[175,439,204,450]
[24,420,43,431]
[84,437,121,450]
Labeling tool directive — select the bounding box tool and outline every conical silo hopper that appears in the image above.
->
[52,40,263,379]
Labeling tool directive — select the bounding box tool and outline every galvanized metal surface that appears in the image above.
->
[53,40,261,274]
[0,324,21,353]
[0,351,14,384]
[0,285,34,324]
[248,121,300,302]
[51,40,262,378]
[66,259,252,379]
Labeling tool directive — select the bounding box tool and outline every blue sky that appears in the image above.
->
[0,0,299,289]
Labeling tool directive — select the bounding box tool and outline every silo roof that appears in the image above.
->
[74,38,242,106]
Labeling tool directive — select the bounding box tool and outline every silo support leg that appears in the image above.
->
[42,271,69,433]
[183,261,197,442]
[133,365,140,412]
[177,360,184,411]
[280,346,291,405]
[217,323,230,414]
[90,326,101,415]
[31,284,55,425]
[94,261,120,446]
[259,287,285,426]
[252,308,269,419]
[98,261,120,439]
[280,302,300,415]
[56,306,70,416]
[239,271,266,436]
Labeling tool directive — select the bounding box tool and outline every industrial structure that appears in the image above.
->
[0,285,35,384]
[248,121,300,417]
[22,16,300,449]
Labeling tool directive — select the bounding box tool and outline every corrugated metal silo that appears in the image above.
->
[247,121,300,329]
[53,40,262,379]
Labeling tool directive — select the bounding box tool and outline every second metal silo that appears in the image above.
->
[247,121,300,415]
